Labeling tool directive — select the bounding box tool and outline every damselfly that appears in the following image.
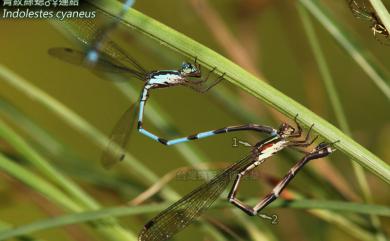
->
[348,0,390,45]
[138,119,337,241]
[49,4,279,168]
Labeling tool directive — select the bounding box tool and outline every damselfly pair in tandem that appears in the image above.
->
[48,2,338,241]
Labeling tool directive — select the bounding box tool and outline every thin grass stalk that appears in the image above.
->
[0,98,139,195]
[0,153,83,212]
[309,210,374,241]
[297,4,386,241]
[1,197,388,241]
[0,153,137,241]
[0,64,178,200]
[0,119,98,210]
[299,0,390,100]
[0,220,44,241]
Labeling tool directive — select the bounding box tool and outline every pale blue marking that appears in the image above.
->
[138,101,145,122]
[139,129,159,141]
[196,131,215,139]
[167,137,189,146]
[123,0,135,8]
[148,73,180,85]
[86,50,99,63]
[85,1,135,64]
[271,130,278,136]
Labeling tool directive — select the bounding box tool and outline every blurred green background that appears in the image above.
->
[0,0,389,241]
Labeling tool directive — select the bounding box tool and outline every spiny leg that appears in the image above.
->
[204,66,217,83]
[288,134,319,148]
[189,62,216,84]
[187,58,225,91]
[189,72,225,93]
[289,114,303,138]
[199,72,225,93]
[289,124,318,147]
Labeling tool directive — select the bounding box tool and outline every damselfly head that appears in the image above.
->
[277,123,295,137]
[179,62,201,77]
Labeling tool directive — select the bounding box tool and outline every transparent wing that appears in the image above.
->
[138,154,255,241]
[347,0,373,21]
[101,103,139,169]
[48,47,144,79]
[61,4,147,75]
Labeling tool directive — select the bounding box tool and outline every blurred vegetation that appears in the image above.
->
[0,0,389,241]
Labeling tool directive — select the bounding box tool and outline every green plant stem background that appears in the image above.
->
[0,0,389,241]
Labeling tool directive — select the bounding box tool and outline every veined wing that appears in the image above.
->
[101,103,139,169]
[48,47,144,79]
[138,154,255,241]
[59,4,147,75]
[348,0,374,21]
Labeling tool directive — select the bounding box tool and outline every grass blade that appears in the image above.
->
[88,0,390,183]
[0,198,387,241]
[0,63,178,200]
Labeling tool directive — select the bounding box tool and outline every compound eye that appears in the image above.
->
[180,62,192,73]
[182,62,193,69]
[181,62,189,68]
[315,142,328,150]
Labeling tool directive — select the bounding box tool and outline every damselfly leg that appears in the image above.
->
[288,124,319,147]
[228,141,336,216]
[186,63,226,93]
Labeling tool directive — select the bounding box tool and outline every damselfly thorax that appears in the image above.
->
[255,138,289,161]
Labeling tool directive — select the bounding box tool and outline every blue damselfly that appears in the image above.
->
[49,3,280,168]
